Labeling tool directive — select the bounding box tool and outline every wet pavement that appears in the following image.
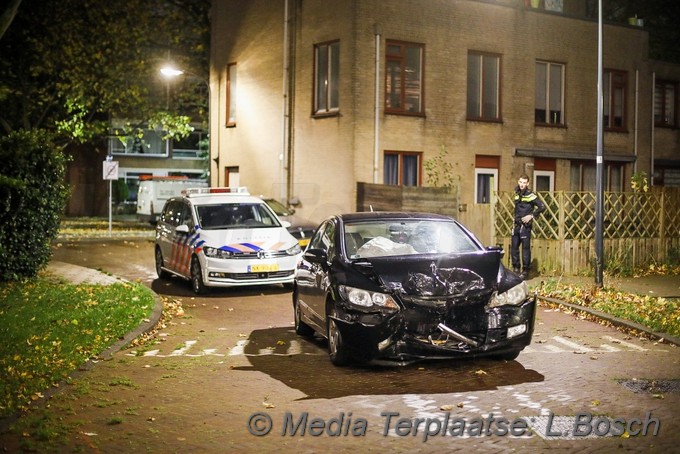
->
[1,237,679,452]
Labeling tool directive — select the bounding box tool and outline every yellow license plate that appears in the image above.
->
[298,238,310,247]
[248,264,279,273]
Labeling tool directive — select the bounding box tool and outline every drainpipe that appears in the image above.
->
[651,72,656,187]
[373,24,381,184]
[281,0,290,202]
[634,69,639,173]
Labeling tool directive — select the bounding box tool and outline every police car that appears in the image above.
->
[154,187,302,294]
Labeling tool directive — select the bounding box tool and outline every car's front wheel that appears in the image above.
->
[293,291,314,337]
[190,257,208,295]
[327,308,350,366]
[155,247,169,279]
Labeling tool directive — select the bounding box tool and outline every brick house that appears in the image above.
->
[209,0,680,243]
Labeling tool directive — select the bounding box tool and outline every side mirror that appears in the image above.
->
[280,220,291,228]
[303,248,328,264]
[486,245,505,258]
[175,224,190,234]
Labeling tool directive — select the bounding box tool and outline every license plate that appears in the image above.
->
[298,238,310,247]
[248,264,279,273]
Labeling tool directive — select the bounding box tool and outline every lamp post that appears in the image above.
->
[594,0,604,287]
[160,65,215,186]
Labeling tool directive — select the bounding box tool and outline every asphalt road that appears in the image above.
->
[8,238,680,452]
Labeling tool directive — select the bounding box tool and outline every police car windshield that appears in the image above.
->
[196,203,281,230]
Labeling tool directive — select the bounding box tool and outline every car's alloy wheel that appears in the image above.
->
[155,247,169,279]
[327,309,350,366]
[293,292,314,337]
[190,257,207,295]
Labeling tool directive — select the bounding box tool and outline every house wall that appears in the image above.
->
[211,0,679,242]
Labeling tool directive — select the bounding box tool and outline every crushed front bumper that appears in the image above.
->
[330,296,537,363]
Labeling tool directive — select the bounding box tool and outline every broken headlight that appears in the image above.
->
[488,281,528,307]
[338,285,398,310]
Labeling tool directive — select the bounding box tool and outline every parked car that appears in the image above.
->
[137,176,208,224]
[261,198,316,248]
[292,212,536,366]
[154,187,302,294]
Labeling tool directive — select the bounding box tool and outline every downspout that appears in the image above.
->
[373,24,381,183]
[281,0,290,202]
[633,69,639,173]
[651,72,655,186]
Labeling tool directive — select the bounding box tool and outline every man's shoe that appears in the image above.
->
[520,271,529,280]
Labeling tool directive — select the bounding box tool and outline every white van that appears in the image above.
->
[137,176,208,224]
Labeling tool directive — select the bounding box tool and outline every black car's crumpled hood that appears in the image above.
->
[352,250,501,297]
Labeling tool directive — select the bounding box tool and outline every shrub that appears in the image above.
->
[0,130,70,281]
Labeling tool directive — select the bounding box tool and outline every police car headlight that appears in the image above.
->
[203,246,233,259]
[286,244,301,256]
[489,281,528,307]
[338,285,398,310]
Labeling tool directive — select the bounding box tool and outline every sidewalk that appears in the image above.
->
[527,273,680,346]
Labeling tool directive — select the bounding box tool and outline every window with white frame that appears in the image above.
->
[533,170,555,192]
[475,168,497,204]
[535,61,565,125]
[467,51,501,121]
[109,128,169,156]
[314,41,340,115]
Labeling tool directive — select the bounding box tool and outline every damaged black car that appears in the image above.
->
[292,212,536,366]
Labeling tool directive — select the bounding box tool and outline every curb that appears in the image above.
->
[0,264,164,434]
[537,295,680,347]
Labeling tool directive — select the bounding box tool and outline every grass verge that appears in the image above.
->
[0,274,155,418]
[537,279,680,338]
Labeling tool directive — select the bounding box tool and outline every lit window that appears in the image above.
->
[227,63,237,126]
[655,80,677,127]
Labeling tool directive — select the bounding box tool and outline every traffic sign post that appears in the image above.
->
[103,159,119,236]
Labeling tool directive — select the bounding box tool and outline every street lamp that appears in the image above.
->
[160,65,216,186]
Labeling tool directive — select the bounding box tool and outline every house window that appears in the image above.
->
[314,41,340,115]
[534,170,555,192]
[467,52,501,121]
[384,151,422,186]
[603,69,627,130]
[385,41,424,115]
[655,80,677,127]
[109,127,169,156]
[535,61,565,125]
[570,161,624,192]
[474,155,500,204]
[172,129,208,159]
[227,63,237,127]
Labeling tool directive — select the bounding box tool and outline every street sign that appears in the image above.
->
[103,160,119,180]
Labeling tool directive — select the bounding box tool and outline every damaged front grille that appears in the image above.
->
[399,294,489,352]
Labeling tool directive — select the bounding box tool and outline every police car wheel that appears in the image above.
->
[190,257,208,295]
[155,247,169,279]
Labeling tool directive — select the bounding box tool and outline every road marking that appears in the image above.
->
[552,336,593,352]
[601,335,648,351]
[169,340,196,356]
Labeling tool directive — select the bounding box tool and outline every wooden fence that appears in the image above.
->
[355,183,680,275]
[494,187,680,274]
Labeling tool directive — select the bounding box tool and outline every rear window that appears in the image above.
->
[343,219,480,258]
[196,203,281,230]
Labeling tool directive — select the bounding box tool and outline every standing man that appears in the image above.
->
[511,174,546,280]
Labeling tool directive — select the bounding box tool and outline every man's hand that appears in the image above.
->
[521,214,533,224]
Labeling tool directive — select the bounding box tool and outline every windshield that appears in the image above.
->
[264,198,294,216]
[196,203,281,230]
[343,219,481,259]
